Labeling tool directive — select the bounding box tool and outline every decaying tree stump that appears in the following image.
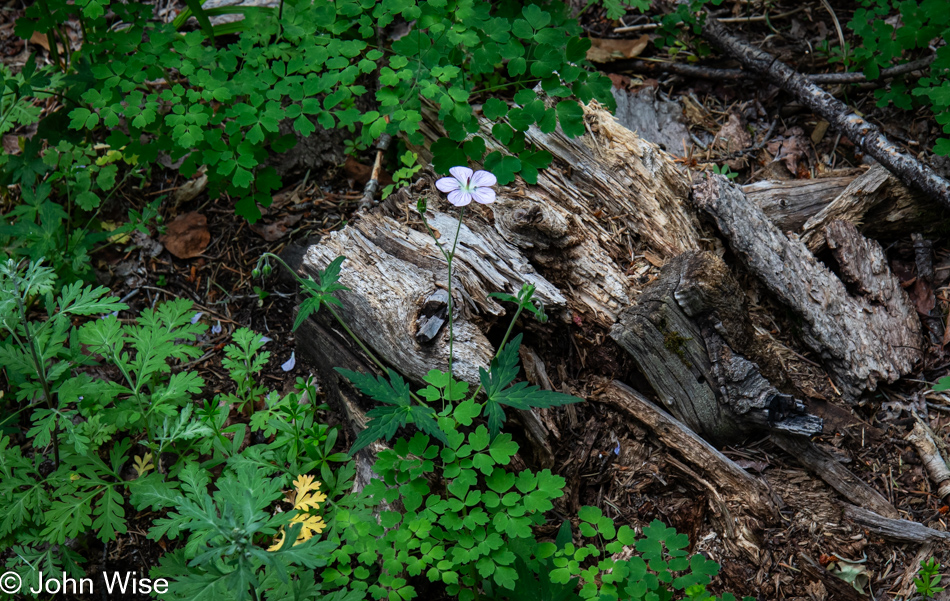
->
[292,94,937,569]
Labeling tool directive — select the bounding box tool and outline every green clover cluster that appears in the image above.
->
[12,0,615,223]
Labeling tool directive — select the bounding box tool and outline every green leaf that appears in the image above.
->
[483,98,509,120]
[483,152,521,186]
[523,5,552,30]
[566,37,592,62]
[556,100,585,138]
[430,137,468,174]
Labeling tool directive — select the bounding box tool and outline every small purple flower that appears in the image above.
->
[281,351,296,372]
[436,166,497,207]
[613,442,621,456]
[259,336,272,344]
[191,312,203,325]
[211,321,222,335]
[100,311,119,320]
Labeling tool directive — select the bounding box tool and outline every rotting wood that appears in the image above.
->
[700,15,950,207]
[799,164,940,252]
[693,175,923,401]
[742,175,855,232]
[596,380,780,562]
[610,251,822,444]
[906,417,950,500]
[769,432,899,519]
[842,504,950,543]
[412,95,705,261]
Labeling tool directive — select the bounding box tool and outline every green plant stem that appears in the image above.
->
[11,277,60,468]
[445,207,465,391]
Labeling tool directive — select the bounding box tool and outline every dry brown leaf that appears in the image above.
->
[586,35,649,63]
[766,127,811,175]
[717,112,751,153]
[28,31,64,54]
[249,213,303,242]
[160,212,210,259]
[2,135,21,155]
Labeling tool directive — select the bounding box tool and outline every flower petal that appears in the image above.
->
[470,170,497,188]
[447,190,473,206]
[436,176,461,192]
[449,166,474,187]
[472,187,496,204]
[281,351,296,372]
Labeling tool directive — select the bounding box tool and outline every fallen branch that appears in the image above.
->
[906,417,950,500]
[613,55,934,85]
[700,16,950,206]
[771,432,898,519]
[614,7,805,33]
[843,504,950,543]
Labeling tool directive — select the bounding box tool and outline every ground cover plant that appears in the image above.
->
[2,0,950,599]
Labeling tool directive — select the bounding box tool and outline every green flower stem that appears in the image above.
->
[445,207,466,395]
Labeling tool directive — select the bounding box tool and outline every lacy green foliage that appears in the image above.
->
[0,260,351,594]
[848,0,950,154]
[131,461,340,601]
[221,327,271,414]
[13,0,615,223]
[915,558,946,599]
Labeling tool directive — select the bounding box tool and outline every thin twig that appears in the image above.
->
[614,7,805,33]
[614,55,935,85]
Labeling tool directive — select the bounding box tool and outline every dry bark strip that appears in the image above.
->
[693,175,923,401]
[906,417,950,500]
[609,251,822,444]
[799,164,940,252]
[700,15,950,207]
[596,380,780,562]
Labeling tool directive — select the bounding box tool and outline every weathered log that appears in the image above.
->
[411,97,706,328]
[693,175,923,401]
[609,251,822,444]
[799,164,941,252]
[596,380,780,562]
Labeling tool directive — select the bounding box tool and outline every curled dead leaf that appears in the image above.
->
[586,35,649,63]
[159,212,210,259]
[249,213,304,242]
